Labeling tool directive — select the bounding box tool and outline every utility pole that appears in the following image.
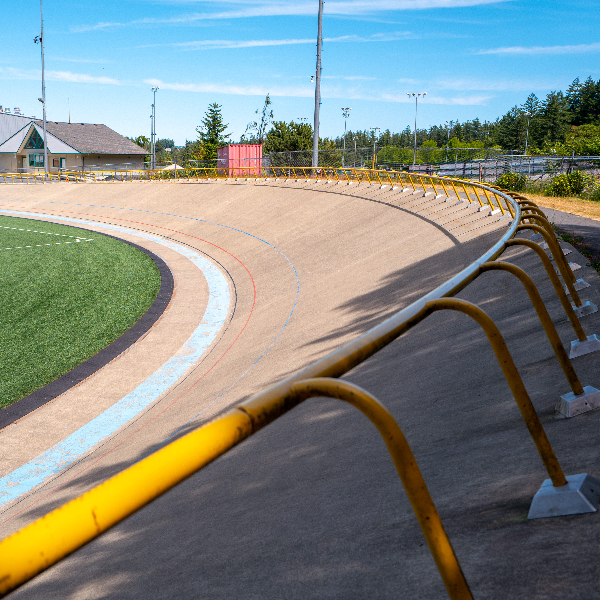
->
[312,0,324,169]
[407,92,426,166]
[151,86,159,169]
[524,112,531,155]
[342,107,351,167]
[370,127,380,169]
[34,0,48,177]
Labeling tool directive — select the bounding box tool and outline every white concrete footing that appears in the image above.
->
[572,300,599,318]
[558,386,600,417]
[570,334,600,358]
[435,194,445,199]
[569,262,582,271]
[528,473,600,519]
[530,232,544,241]
[489,209,502,216]
[565,279,592,294]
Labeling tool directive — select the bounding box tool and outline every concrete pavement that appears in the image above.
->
[0,180,599,598]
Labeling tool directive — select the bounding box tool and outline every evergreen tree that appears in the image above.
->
[196,103,231,162]
[540,91,571,146]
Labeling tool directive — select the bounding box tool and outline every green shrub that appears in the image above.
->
[584,182,600,202]
[495,172,528,192]
[548,171,593,197]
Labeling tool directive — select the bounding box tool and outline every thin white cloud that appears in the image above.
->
[144,77,313,97]
[144,77,491,105]
[48,57,113,64]
[0,66,122,85]
[72,0,512,32]
[478,42,600,55]
[380,91,491,104]
[435,77,562,91]
[139,31,417,50]
[323,75,377,81]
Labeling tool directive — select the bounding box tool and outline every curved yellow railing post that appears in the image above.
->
[479,262,584,395]
[287,378,473,600]
[407,173,416,191]
[504,239,587,342]
[470,185,485,208]
[425,298,567,488]
[515,224,582,305]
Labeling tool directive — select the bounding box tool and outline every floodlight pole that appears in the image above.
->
[370,127,380,169]
[312,0,324,169]
[407,92,426,165]
[151,86,159,169]
[524,112,531,155]
[38,0,48,177]
[342,107,351,167]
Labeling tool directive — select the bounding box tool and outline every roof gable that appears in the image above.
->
[38,121,147,155]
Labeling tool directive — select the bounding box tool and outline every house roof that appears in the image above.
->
[0,123,82,154]
[35,121,147,155]
[0,113,146,156]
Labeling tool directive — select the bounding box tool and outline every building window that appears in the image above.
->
[53,158,59,167]
[25,129,44,149]
[29,154,44,167]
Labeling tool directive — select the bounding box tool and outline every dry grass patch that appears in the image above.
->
[526,193,600,222]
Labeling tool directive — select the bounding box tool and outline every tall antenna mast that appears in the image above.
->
[311,0,323,169]
[40,0,48,176]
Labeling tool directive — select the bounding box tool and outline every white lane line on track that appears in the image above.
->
[0,210,230,508]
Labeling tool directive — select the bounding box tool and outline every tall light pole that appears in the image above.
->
[312,0,324,169]
[151,86,159,169]
[34,0,48,176]
[370,127,380,169]
[407,92,426,165]
[524,111,531,155]
[342,107,351,167]
[445,120,454,163]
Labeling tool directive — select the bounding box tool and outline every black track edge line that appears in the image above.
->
[0,223,174,431]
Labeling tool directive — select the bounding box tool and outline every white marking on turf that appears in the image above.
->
[0,210,230,508]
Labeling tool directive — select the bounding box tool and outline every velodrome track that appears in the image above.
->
[1,180,600,598]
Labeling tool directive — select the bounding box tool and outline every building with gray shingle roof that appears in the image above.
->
[0,112,147,173]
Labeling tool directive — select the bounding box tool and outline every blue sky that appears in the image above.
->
[1,0,599,145]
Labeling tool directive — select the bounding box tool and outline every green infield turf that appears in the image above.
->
[0,215,161,409]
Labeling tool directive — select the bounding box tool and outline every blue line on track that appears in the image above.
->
[0,211,230,508]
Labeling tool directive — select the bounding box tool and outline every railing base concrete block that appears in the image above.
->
[445,197,456,203]
[558,386,600,418]
[572,300,598,318]
[565,279,592,294]
[570,334,600,358]
[528,473,600,519]
[489,209,502,216]
[423,191,432,196]
[380,185,387,189]
[530,232,544,241]
[435,194,445,199]
[412,190,421,195]
[477,205,487,212]
[570,262,582,271]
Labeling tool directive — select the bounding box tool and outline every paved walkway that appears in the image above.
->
[0,181,599,599]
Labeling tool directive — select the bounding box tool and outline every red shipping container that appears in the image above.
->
[217,144,263,177]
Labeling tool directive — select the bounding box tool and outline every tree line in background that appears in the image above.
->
[131,75,600,166]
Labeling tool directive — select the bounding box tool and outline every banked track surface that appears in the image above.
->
[1,180,600,598]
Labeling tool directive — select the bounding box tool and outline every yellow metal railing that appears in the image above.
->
[0,173,592,598]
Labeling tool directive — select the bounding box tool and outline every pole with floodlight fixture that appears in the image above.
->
[370,127,380,169]
[151,86,159,169]
[342,108,351,167]
[34,0,48,177]
[312,0,324,169]
[524,111,531,155]
[407,92,426,166]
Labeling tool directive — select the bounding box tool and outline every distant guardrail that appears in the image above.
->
[1,171,599,599]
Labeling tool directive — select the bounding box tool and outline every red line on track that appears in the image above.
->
[0,205,257,525]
